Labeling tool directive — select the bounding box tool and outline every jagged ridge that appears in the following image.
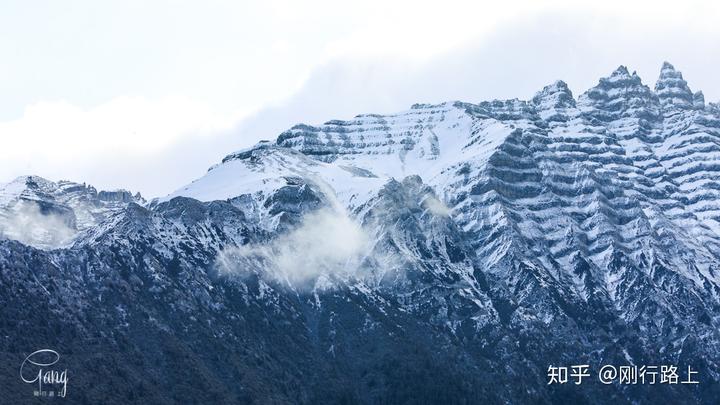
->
[2,62,720,404]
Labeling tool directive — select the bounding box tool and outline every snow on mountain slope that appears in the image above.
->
[167,102,521,230]
[167,61,720,313]
[0,175,143,249]
[4,62,720,403]
[162,141,387,234]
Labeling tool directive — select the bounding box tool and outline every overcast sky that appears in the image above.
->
[2,0,719,198]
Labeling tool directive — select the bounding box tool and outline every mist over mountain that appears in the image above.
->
[2,63,719,404]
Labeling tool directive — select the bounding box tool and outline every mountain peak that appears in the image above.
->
[612,65,631,77]
[661,61,676,71]
[532,80,576,121]
[533,80,572,98]
[578,65,660,124]
[655,61,694,109]
[220,140,276,165]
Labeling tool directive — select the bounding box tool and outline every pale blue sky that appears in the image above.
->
[1,0,719,197]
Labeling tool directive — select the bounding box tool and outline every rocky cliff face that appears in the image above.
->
[1,63,720,404]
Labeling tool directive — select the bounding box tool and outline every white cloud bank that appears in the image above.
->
[0,96,238,155]
[0,96,246,197]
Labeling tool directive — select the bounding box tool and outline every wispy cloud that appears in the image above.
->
[422,195,452,217]
[216,207,369,289]
[0,201,76,249]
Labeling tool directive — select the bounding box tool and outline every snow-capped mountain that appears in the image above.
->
[1,63,719,404]
[0,176,144,249]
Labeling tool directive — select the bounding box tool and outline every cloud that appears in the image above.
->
[422,195,452,217]
[216,208,369,289]
[0,201,77,250]
[0,96,239,156]
[0,96,247,197]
